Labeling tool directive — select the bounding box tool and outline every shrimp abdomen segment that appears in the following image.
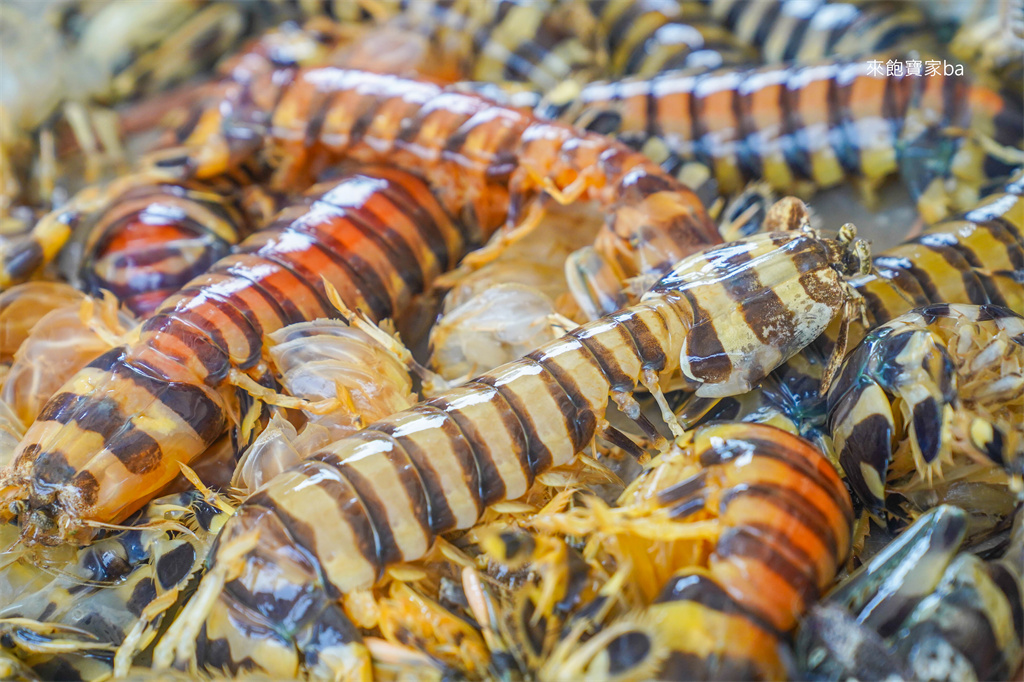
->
[170,67,718,294]
[854,177,1024,337]
[237,303,688,595]
[1,170,470,544]
[163,227,867,675]
[652,231,849,397]
[8,347,226,532]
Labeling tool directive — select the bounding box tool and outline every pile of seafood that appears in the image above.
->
[0,0,1022,680]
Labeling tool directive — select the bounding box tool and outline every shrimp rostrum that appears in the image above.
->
[149,226,869,679]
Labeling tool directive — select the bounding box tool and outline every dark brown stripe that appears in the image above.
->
[348,90,389,146]
[397,99,444,149]
[753,2,785,53]
[507,34,552,84]
[733,69,762,181]
[217,257,306,325]
[325,192,424,296]
[481,126,526,190]
[780,65,813,180]
[656,572,763,623]
[48,394,120,435]
[366,412,459,534]
[173,102,207,144]
[834,61,861,174]
[282,219,394,320]
[172,276,264,346]
[106,428,163,475]
[780,12,813,62]
[528,356,587,453]
[232,248,331,323]
[413,403,484,521]
[91,228,214,272]
[826,64,857,173]
[571,320,638,392]
[699,434,848,523]
[721,0,747,30]
[974,271,1011,309]
[475,371,555,476]
[688,71,713,168]
[34,389,161,474]
[344,430,431,541]
[438,101,492,157]
[607,3,644,57]
[971,218,1024,269]
[644,74,660,142]
[426,393,505,506]
[336,457,402,566]
[147,306,238,371]
[304,87,336,146]
[721,482,840,570]
[748,432,848,496]
[857,281,910,327]
[929,223,1015,278]
[113,354,224,444]
[141,315,231,384]
[36,391,84,424]
[2,237,44,282]
[714,525,820,606]
[260,232,378,319]
[611,308,667,371]
[680,288,733,383]
[527,342,601,452]
[289,457,380,583]
[871,257,931,307]
[872,254,944,306]
[170,287,265,369]
[85,347,126,372]
[193,269,289,334]
[377,174,461,266]
[910,238,991,304]
[463,379,535,484]
[718,241,800,348]
[659,647,767,681]
[989,562,1024,641]
[657,469,708,511]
